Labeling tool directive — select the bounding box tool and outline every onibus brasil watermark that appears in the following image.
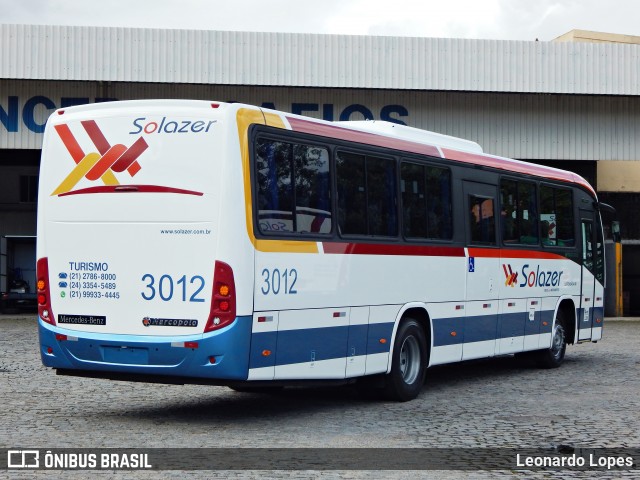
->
[7,450,151,470]
[3,448,638,471]
[516,453,634,470]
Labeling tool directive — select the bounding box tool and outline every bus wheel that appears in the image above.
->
[534,311,567,369]
[384,318,427,402]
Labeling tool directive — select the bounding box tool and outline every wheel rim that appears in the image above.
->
[399,335,421,384]
[551,324,565,360]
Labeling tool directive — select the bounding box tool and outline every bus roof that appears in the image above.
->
[282,114,596,197]
[335,120,484,154]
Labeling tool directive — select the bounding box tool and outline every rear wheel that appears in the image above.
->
[533,310,567,368]
[384,318,427,401]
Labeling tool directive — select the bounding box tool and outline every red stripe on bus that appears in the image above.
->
[321,243,565,260]
[287,117,442,158]
[468,248,566,260]
[323,242,466,257]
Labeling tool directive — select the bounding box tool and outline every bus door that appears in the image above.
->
[463,181,500,360]
[578,210,604,341]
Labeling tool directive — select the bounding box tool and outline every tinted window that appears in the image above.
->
[294,144,332,232]
[337,152,367,235]
[500,179,538,245]
[256,138,331,235]
[582,221,594,272]
[367,157,398,236]
[337,152,397,237]
[469,195,496,245]
[401,162,452,240]
[540,185,575,247]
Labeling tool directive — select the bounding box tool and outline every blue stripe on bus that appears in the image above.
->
[249,323,393,369]
[348,323,370,357]
[249,309,567,370]
[593,306,604,326]
[366,322,395,355]
[41,306,587,379]
[540,310,554,333]
[524,310,541,336]
[430,310,558,347]
[274,326,349,366]
[249,331,278,370]
[431,317,461,346]
[463,314,499,343]
[498,312,526,338]
[576,307,605,333]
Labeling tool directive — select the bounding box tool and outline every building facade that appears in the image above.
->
[1,25,639,312]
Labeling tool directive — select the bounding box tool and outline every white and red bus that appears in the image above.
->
[36,100,609,401]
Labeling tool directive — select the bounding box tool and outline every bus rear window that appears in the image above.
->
[255,138,331,235]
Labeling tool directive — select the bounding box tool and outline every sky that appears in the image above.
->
[0,0,639,41]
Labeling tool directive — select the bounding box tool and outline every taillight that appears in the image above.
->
[204,261,236,332]
[37,257,56,325]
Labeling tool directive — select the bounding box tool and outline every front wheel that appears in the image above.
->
[533,311,567,368]
[384,318,427,401]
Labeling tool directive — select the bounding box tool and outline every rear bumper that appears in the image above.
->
[38,316,252,380]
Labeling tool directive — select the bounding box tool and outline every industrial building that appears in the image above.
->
[1,24,638,313]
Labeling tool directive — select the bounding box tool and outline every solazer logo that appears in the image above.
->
[503,264,518,287]
[51,120,148,196]
[503,263,565,288]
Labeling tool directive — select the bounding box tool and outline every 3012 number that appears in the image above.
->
[260,268,297,295]
[141,274,205,302]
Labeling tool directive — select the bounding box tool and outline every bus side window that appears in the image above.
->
[337,152,367,235]
[337,152,397,237]
[293,144,331,234]
[256,139,294,233]
[256,138,331,235]
[555,188,574,247]
[401,161,452,240]
[540,185,575,247]
[500,179,538,245]
[582,221,594,272]
[367,157,397,237]
[401,163,427,238]
[469,195,496,245]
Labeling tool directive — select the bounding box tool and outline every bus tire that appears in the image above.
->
[534,310,567,369]
[384,318,427,402]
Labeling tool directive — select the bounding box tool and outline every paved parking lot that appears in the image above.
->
[1,314,639,478]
